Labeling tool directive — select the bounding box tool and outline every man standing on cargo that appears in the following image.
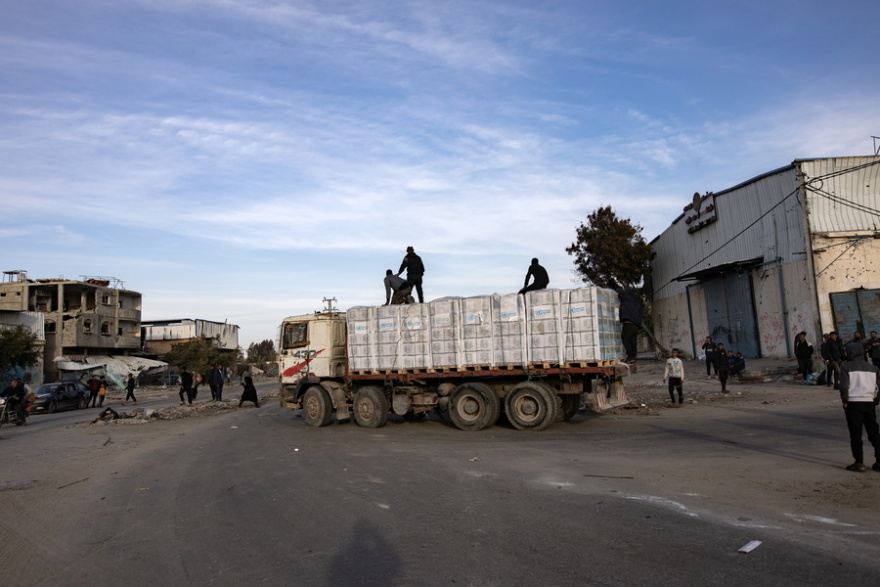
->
[397,246,425,303]
[518,258,549,294]
[384,269,414,305]
[616,286,642,364]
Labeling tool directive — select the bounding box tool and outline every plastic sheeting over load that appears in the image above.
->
[347,287,624,371]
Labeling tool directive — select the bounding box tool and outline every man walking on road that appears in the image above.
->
[839,357,880,472]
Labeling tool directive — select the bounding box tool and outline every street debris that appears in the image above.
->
[89,401,237,425]
[737,540,762,553]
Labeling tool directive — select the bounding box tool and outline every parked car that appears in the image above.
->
[31,382,89,413]
[151,373,180,386]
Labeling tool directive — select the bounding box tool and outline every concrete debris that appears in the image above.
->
[90,401,236,425]
[737,540,762,553]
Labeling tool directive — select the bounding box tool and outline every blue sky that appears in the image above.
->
[2,0,878,350]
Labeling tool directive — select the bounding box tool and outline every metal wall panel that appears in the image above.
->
[831,289,880,336]
[703,272,759,357]
[801,157,880,234]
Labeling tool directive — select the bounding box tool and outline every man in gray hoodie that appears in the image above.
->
[839,357,880,472]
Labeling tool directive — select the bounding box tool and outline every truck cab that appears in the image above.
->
[278,311,347,407]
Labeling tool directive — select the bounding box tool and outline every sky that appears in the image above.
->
[2,0,879,351]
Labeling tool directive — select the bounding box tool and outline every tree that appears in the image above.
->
[0,326,40,372]
[566,206,652,289]
[163,336,238,376]
[247,340,277,366]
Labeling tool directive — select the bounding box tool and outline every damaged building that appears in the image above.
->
[650,155,880,359]
[0,271,146,381]
[141,319,240,358]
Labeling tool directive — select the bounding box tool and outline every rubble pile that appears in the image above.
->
[90,402,237,425]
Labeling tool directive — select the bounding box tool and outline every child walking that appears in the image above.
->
[664,348,685,405]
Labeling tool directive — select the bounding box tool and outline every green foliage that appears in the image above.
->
[163,337,238,376]
[247,339,277,366]
[566,206,652,290]
[0,326,40,372]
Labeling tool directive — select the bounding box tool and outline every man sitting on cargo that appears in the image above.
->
[518,258,549,294]
[384,269,414,305]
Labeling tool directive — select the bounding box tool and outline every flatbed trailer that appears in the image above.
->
[278,289,631,431]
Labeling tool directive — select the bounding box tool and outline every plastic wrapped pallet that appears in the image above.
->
[460,295,494,366]
[525,289,563,364]
[493,293,525,366]
[346,306,373,371]
[376,304,401,370]
[399,304,430,370]
[429,298,461,368]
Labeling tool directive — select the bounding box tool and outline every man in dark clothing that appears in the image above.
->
[826,331,846,389]
[616,287,642,364]
[396,246,425,303]
[845,332,865,361]
[839,357,880,472]
[123,374,137,405]
[702,336,718,376]
[518,258,549,294]
[87,375,100,407]
[384,269,413,305]
[794,332,814,379]
[207,364,225,403]
[869,331,880,370]
[180,368,194,405]
[730,352,746,377]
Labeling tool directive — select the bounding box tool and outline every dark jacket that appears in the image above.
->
[616,289,642,326]
[181,371,194,390]
[794,339,813,361]
[844,339,865,361]
[398,252,425,279]
[826,338,845,362]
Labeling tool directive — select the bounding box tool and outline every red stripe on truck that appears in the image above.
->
[282,348,325,378]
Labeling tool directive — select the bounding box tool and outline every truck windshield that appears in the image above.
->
[282,322,309,349]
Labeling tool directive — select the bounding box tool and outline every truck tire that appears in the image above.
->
[303,387,333,427]
[449,382,500,431]
[505,381,558,431]
[353,386,388,428]
[559,394,580,421]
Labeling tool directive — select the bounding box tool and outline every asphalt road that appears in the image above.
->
[1,382,879,586]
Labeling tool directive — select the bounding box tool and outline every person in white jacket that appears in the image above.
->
[663,348,685,405]
[839,358,880,472]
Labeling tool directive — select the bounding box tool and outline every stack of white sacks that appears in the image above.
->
[346,287,625,371]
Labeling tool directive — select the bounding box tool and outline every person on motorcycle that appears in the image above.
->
[1,378,28,426]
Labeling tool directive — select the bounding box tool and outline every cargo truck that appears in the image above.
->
[278,289,631,431]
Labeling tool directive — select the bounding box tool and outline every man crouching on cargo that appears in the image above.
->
[839,357,880,472]
[384,269,414,305]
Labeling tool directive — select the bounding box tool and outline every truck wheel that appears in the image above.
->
[353,386,388,428]
[560,395,580,421]
[449,383,500,431]
[505,381,558,431]
[303,387,333,427]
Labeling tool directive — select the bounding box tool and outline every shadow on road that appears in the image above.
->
[326,518,402,586]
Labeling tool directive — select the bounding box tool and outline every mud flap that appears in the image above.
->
[321,381,351,422]
[585,378,629,412]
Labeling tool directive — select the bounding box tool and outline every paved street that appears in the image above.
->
[1,372,879,586]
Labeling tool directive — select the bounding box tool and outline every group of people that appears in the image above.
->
[383,248,553,306]
[815,331,880,389]
[184,364,259,408]
[663,341,748,404]
[700,337,747,393]
[85,374,139,407]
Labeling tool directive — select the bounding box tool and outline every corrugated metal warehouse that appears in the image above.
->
[650,156,880,358]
